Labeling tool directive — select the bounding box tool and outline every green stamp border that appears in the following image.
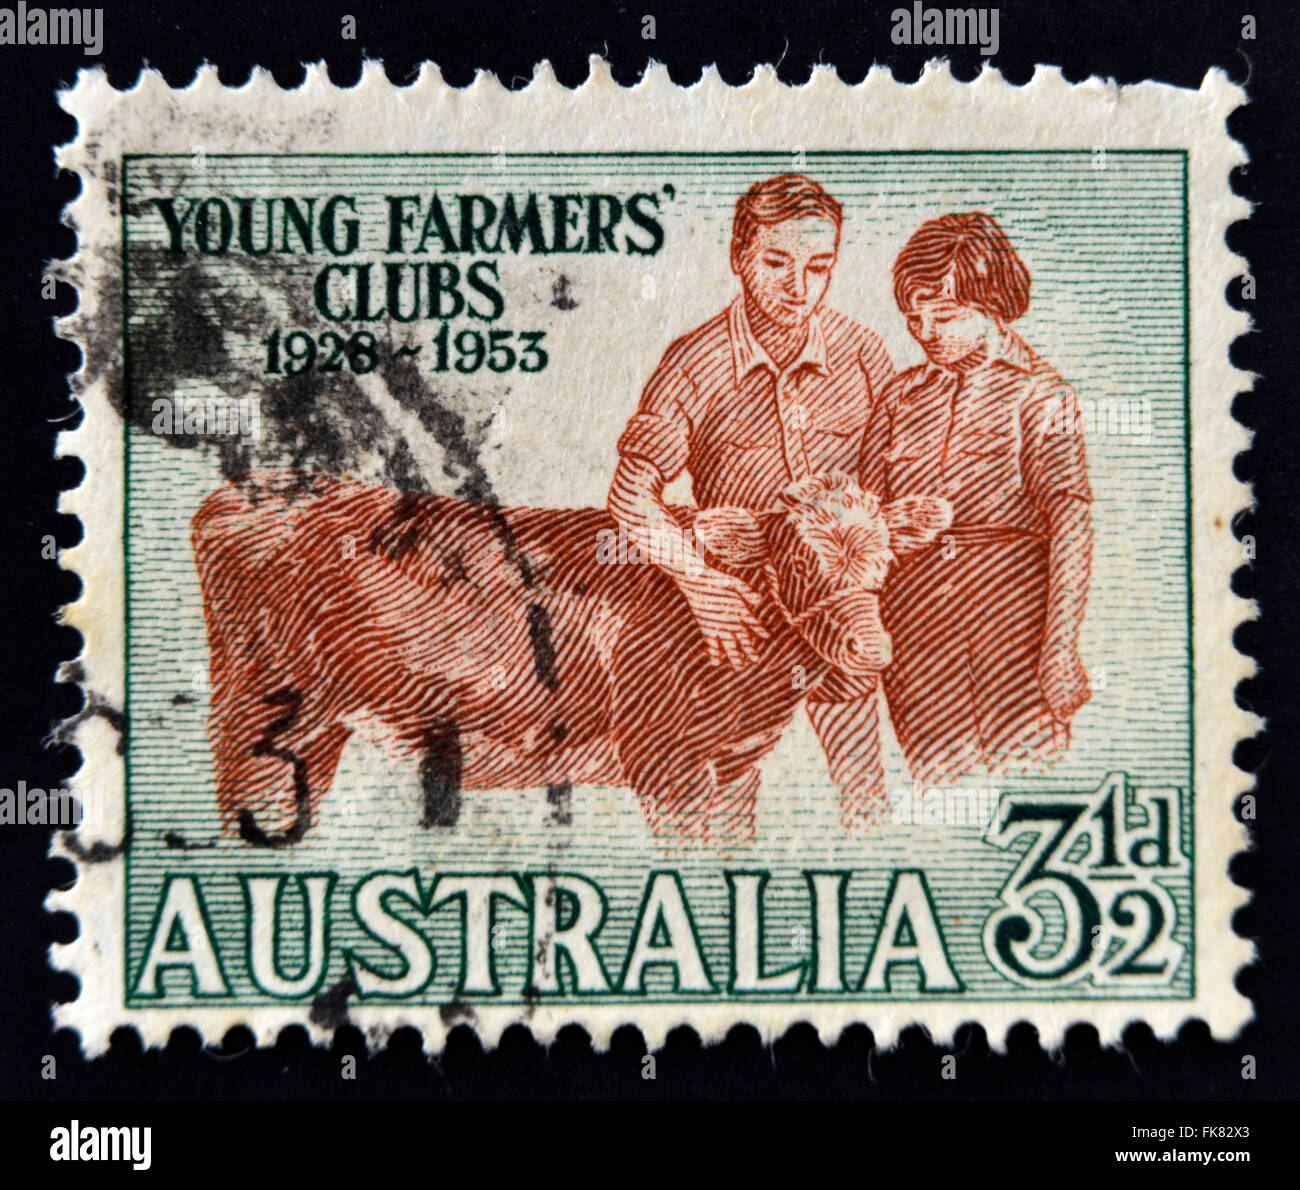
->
[119,149,1194,1009]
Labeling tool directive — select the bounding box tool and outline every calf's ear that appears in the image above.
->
[883,495,953,551]
[693,506,768,566]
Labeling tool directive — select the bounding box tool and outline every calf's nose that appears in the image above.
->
[837,629,889,676]
[801,590,893,675]
[835,627,893,674]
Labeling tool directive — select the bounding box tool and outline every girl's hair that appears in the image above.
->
[892,212,1030,322]
[731,174,843,267]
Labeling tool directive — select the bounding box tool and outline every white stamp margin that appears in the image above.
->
[50,60,1254,1055]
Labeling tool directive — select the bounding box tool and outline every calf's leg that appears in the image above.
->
[807,688,888,832]
[420,718,463,828]
[211,682,353,847]
[239,717,353,848]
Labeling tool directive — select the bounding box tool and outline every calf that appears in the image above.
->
[192,470,949,849]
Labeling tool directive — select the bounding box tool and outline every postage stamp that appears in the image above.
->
[51,62,1253,1053]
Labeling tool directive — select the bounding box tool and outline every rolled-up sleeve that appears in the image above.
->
[616,354,695,481]
[1020,378,1093,507]
[856,375,900,500]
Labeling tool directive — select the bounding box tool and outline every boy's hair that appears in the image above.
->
[892,212,1031,323]
[731,174,843,267]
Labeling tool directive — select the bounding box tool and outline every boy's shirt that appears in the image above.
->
[618,297,894,510]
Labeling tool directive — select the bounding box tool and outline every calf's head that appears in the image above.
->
[694,472,951,676]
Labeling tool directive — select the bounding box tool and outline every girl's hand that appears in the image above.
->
[1038,638,1090,723]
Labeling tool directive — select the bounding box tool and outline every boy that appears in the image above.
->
[608,173,896,827]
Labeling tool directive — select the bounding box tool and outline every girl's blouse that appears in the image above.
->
[859,329,1091,537]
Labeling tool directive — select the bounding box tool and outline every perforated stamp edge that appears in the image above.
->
[49,60,1254,1055]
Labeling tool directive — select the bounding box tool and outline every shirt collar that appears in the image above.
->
[984,326,1034,374]
[916,325,1035,387]
[728,296,830,385]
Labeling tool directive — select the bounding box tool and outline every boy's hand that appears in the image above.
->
[681,570,770,669]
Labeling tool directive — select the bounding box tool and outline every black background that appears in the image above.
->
[0,0,1295,1118]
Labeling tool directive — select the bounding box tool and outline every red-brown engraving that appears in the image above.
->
[192,184,1088,851]
[861,212,1093,782]
[193,470,948,849]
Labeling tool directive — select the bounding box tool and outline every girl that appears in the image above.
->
[861,212,1092,781]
